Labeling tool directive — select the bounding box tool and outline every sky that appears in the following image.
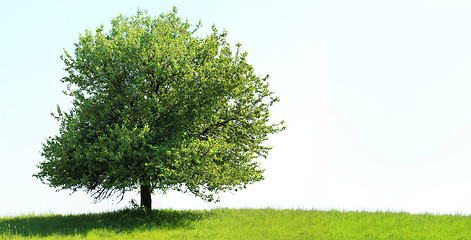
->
[1,0,471,216]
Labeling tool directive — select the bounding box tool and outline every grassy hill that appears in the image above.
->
[1,208,470,239]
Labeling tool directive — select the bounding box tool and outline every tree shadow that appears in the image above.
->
[0,208,212,237]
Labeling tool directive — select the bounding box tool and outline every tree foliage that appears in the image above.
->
[34,8,284,204]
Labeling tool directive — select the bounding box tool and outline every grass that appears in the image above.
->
[328,210,471,239]
[0,208,471,239]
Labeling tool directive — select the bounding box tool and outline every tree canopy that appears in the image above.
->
[34,8,284,210]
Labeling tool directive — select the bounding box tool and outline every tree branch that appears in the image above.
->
[200,118,234,138]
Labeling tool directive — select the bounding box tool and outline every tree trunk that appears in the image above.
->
[140,184,152,211]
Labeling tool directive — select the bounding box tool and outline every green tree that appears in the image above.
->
[34,8,284,210]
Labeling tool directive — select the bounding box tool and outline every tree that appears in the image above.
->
[34,8,284,211]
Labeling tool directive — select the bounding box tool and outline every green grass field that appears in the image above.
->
[1,208,470,239]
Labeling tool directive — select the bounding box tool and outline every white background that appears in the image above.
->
[2,0,471,216]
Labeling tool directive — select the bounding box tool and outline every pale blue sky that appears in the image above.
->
[1,0,471,216]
